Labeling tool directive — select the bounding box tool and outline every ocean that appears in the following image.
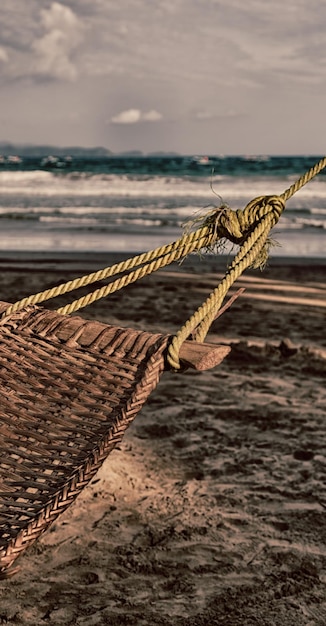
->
[0,154,325,259]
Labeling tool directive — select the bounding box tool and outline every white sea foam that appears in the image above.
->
[0,168,325,256]
[1,170,326,205]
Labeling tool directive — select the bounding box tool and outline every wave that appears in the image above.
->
[277,220,326,231]
[1,169,326,203]
[0,205,195,219]
[310,207,326,215]
[0,206,325,232]
[0,168,324,258]
[0,170,54,185]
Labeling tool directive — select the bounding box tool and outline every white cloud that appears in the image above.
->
[194,108,241,121]
[111,109,142,124]
[31,2,84,81]
[111,108,163,124]
[142,110,163,122]
[0,47,8,63]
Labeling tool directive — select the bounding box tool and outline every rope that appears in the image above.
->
[281,156,326,203]
[2,156,326,369]
[167,156,326,368]
[167,199,283,369]
[1,227,213,317]
[56,229,212,316]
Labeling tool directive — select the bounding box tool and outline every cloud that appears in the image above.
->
[142,110,163,122]
[2,0,325,90]
[0,47,8,63]
[111,108,163,124]
[31,2,84,81]
[194,109,242,121]
[111,109,142,124]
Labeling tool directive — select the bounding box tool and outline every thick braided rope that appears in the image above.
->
[280,156,326,203]
[1,194,279,320]
[57,194,283,318]
[3,192,283,319]
[1,227,214,319]
[166,157,326,369]
[56,228,213,316]
[194,218,274,340]
[167,206,281,369]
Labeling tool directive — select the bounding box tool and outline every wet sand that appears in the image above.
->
[0,253,325,625]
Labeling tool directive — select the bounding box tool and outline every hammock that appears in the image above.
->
[0,157,325,578]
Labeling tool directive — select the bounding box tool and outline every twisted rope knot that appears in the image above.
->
[213,195,285,245]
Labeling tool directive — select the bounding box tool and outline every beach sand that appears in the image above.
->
[0,253,325,625]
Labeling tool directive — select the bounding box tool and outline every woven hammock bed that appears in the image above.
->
[0,302,229,578]
[0,157,325,578]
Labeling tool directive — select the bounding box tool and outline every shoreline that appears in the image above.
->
[0,250,326,273]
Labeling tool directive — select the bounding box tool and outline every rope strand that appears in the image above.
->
[281,156,326,203]
[1,226,213,318]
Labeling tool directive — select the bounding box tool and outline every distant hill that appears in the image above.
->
[147,151,180,157]
[0,142,113,158]
[117,150,144,157]
[0,143,182,158]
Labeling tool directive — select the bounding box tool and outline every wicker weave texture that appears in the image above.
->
[0,306,168,577]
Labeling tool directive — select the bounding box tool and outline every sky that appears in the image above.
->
[0,0,325,155]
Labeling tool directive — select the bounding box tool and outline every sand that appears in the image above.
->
[0,253,325,625]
